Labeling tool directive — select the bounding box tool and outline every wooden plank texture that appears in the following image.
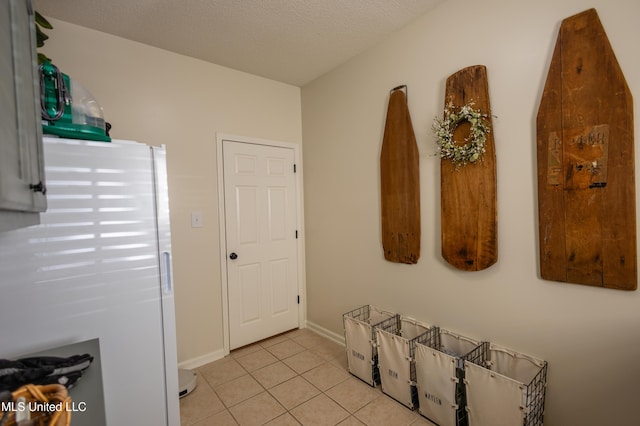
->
[380,87,420,264]
[536,8,636,290]
[441,65,498,271]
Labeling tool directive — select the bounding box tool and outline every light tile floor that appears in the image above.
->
[180,328,437,426]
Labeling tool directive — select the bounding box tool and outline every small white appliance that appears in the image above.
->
[178,369,197,398]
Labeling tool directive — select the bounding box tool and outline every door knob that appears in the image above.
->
[229,252,238,260]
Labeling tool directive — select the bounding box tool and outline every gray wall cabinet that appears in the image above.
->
[0,0,46,232]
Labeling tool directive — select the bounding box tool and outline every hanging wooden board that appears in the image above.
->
[380,86,420,264]
[440,65,498,271]
[536,8,636,290]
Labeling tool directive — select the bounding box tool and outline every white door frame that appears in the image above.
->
[216,133,306,356]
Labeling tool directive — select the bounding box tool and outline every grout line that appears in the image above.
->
[183,329,431,426]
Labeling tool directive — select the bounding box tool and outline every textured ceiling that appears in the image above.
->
[34,0,445,86]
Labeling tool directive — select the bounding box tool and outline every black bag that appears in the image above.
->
[0,354,93,392]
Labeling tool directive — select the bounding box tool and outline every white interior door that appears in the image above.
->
[223,140,300,350]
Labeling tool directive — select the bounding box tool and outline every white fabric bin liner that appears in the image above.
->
[415,343,459,426]
[464,343,546,426]
[490,344,545,385]
[415,330,479,426]
[376,317,430,408]
[464,362,524,426]
[343,306,395,386]
[440,329,480,359]
[344,316,375,385]
[399,317,430,340]
[368,307,394,325]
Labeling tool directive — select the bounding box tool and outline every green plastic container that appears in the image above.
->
[40,61,111,142]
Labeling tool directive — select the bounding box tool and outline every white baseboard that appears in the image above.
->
[305,320,345,346]
[178,323,343,370]
[178,349,225,370]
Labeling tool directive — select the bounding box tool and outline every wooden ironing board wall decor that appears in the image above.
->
[440,65,497,271]
[380,85,420,264]
[536,9,636,290]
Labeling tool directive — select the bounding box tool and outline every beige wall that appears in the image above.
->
[41,19,302,366]
[302,0,640,425]
[41,1,640,422]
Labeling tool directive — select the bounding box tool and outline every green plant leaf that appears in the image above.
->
[36,25,49,47]
[35,11,53,62]
[37,52,51,65]
[35,11,53,29]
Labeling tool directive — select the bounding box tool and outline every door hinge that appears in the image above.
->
[293,164,297,173]
[297,295,300,304]
[295,230,298,239]
[29,181,47,195]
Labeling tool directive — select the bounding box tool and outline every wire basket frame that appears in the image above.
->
[343,305,398,386]
[405,320,431,408]
[464,344,548,426]
[415,327,487,426]
[376,317,431,409]
[524,362,548,426]
[376,313,402,335]
[463,341,490,366]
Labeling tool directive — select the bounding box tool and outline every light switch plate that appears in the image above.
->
[191,211,203,228]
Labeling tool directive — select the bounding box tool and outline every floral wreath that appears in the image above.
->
[432,100,490,166]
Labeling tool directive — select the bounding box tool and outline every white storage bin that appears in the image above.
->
[376,316,431,409]
[415,328,485,426]
[464,343,547,426]
[343,305,398,386]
